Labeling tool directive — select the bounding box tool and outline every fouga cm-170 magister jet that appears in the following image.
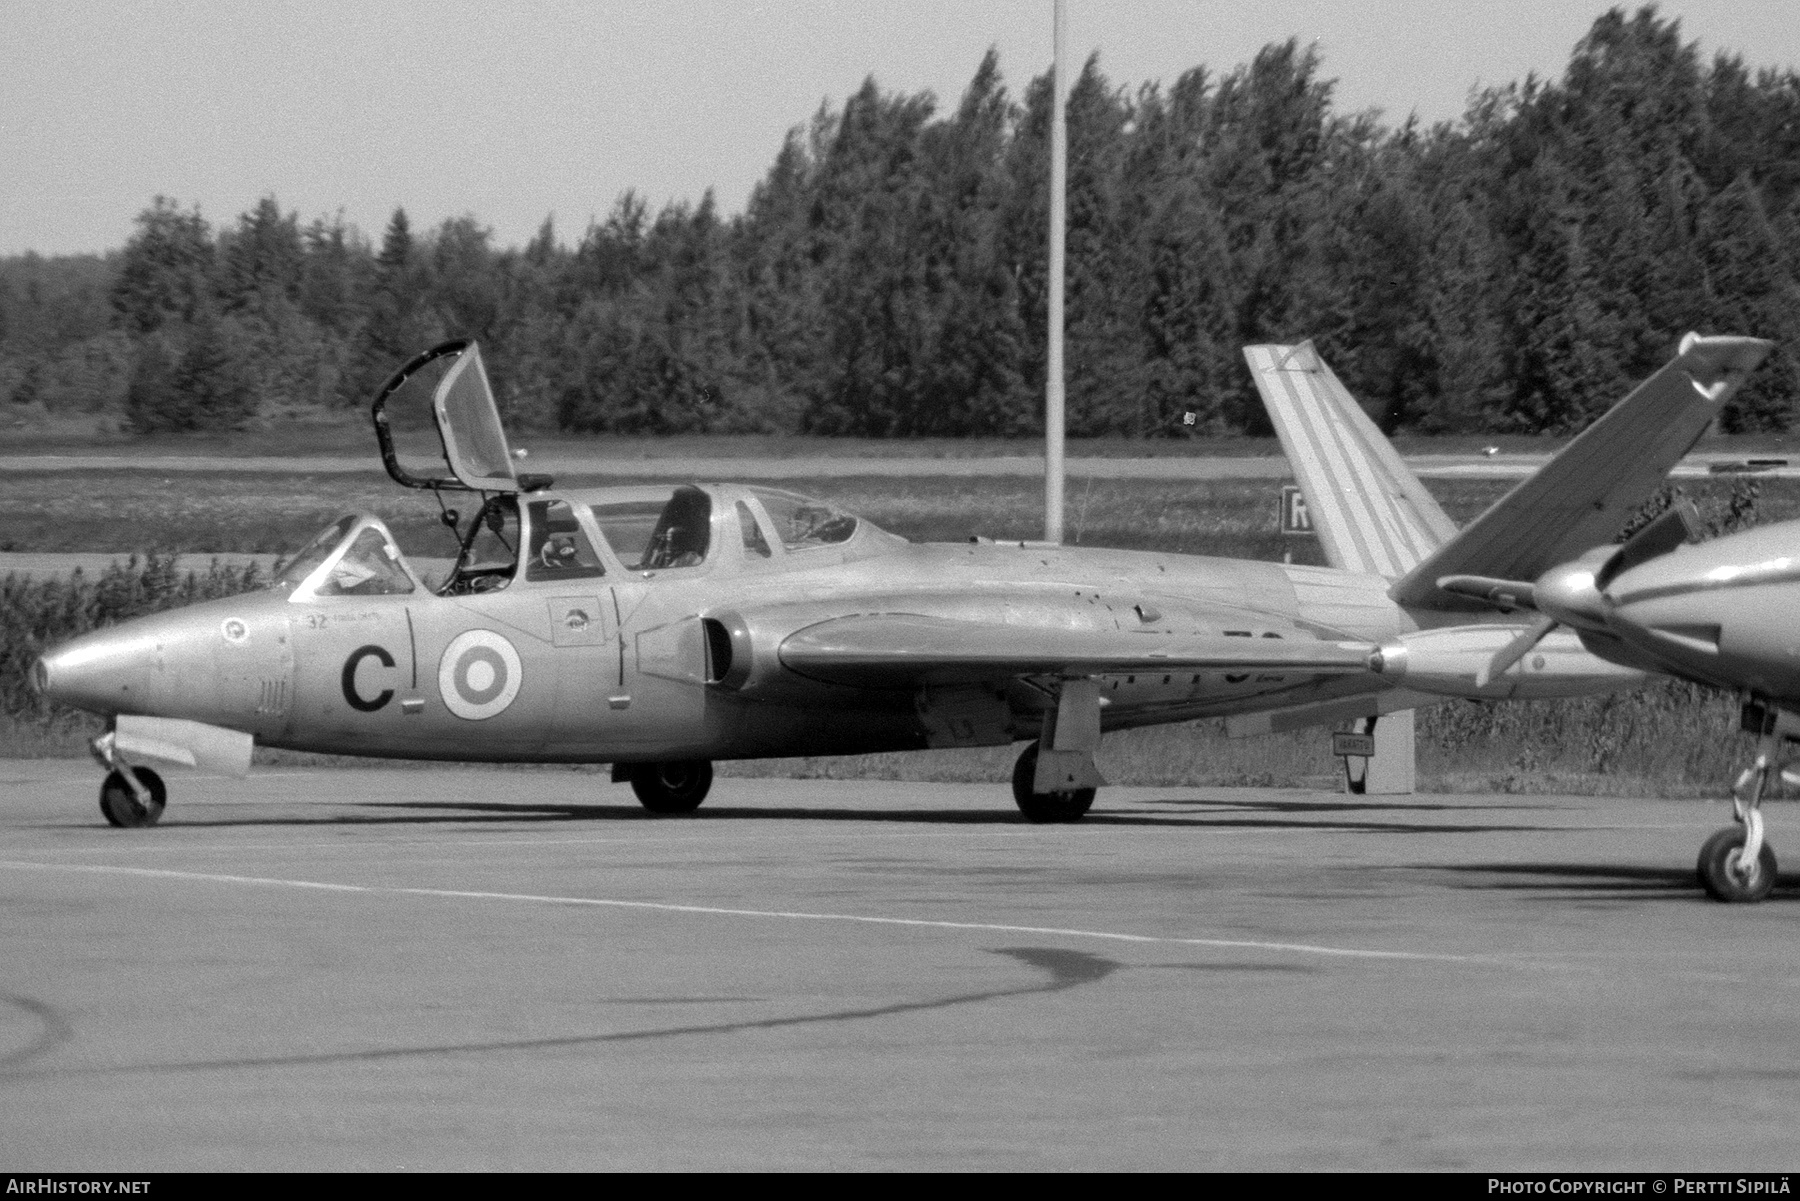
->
[32,335,1771,833]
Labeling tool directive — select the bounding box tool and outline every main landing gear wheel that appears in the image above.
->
[99,767,166,828]
[629,760,714,814]
[1011,742,1095,824]
[1697,827,1778,903]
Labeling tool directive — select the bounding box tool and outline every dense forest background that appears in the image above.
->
[5,7,1800,440]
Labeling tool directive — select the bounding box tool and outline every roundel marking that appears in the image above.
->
[438,630,522,720]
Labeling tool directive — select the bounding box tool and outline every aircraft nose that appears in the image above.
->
[34,630,156,715]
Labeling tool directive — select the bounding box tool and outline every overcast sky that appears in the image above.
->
[3,0,1796,257]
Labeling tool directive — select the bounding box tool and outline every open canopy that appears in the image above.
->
[372,340,551,494]
[434,344,518,491]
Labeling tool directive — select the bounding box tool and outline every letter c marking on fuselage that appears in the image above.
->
[342,644,396,712]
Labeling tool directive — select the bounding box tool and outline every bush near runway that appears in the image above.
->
[0,473,1784,795]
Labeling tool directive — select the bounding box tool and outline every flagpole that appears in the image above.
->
[1045,0,1067,544]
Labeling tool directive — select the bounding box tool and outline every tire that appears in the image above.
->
[1696,826,1778,903]
[99,767,167,828]
[1011,743,1095,824]
[629,760,713,814]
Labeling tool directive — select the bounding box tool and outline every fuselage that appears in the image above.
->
[35,480,1647,765]
[36,481,1416,762]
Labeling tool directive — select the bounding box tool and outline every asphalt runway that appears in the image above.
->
[3,761,1799,1171]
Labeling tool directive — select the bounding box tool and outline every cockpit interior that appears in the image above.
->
[272,485,875,603]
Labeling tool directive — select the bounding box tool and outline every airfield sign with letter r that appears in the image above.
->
[1279,485,1312,535]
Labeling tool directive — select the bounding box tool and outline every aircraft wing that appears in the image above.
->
[1390,334,1773,612]
[779,614,1377,688]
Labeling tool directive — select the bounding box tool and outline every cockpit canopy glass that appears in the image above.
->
[526,498,605,582]
[274,515,416,600]
[750,488,858,550]
[318,528,416,596]
[273,515,356,591]
[737,501,772,558]
[590,486,712,571]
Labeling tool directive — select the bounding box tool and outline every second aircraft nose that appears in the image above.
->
[1534,561,1610,630]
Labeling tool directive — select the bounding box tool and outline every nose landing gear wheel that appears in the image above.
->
[1011,743,1095,823]
[629,760,714,814]
[100,767,166,828]
[1697,826,1777,903]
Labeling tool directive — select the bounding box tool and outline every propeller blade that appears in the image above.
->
[1475,615,1560,688]
[1597,499,1701,590]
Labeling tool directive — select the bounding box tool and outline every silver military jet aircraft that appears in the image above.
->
[1436,425,1800,902]
[32,336,1770,836]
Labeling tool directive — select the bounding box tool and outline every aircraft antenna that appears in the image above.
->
[1044,0,1068,544]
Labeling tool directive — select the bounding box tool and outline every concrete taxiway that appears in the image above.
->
[2,760,1798,1171]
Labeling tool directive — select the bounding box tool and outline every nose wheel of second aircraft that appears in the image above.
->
[1700,736,1784,903]
[1697,827,1777,903]
[1699,734,1785,900]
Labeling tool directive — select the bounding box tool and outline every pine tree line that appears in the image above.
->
[5,7,1800,437]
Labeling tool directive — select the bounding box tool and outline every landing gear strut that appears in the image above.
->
[1011,741,1096,823]
[91,730,166,828]
[621,760,714,814]
[1701,728,1784,903]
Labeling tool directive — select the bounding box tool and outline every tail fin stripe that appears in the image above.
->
[1301,380,1441,572]
[1275,367,1407,576]
[1255,356,1383,573]
[1246,343,1452,578]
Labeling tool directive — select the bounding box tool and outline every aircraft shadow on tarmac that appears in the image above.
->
[0,994,73,1076]
[3,946,1277,1081]
[99,794,1571,838]
[1429,861,1800,901]
[2,948,1333,1084]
